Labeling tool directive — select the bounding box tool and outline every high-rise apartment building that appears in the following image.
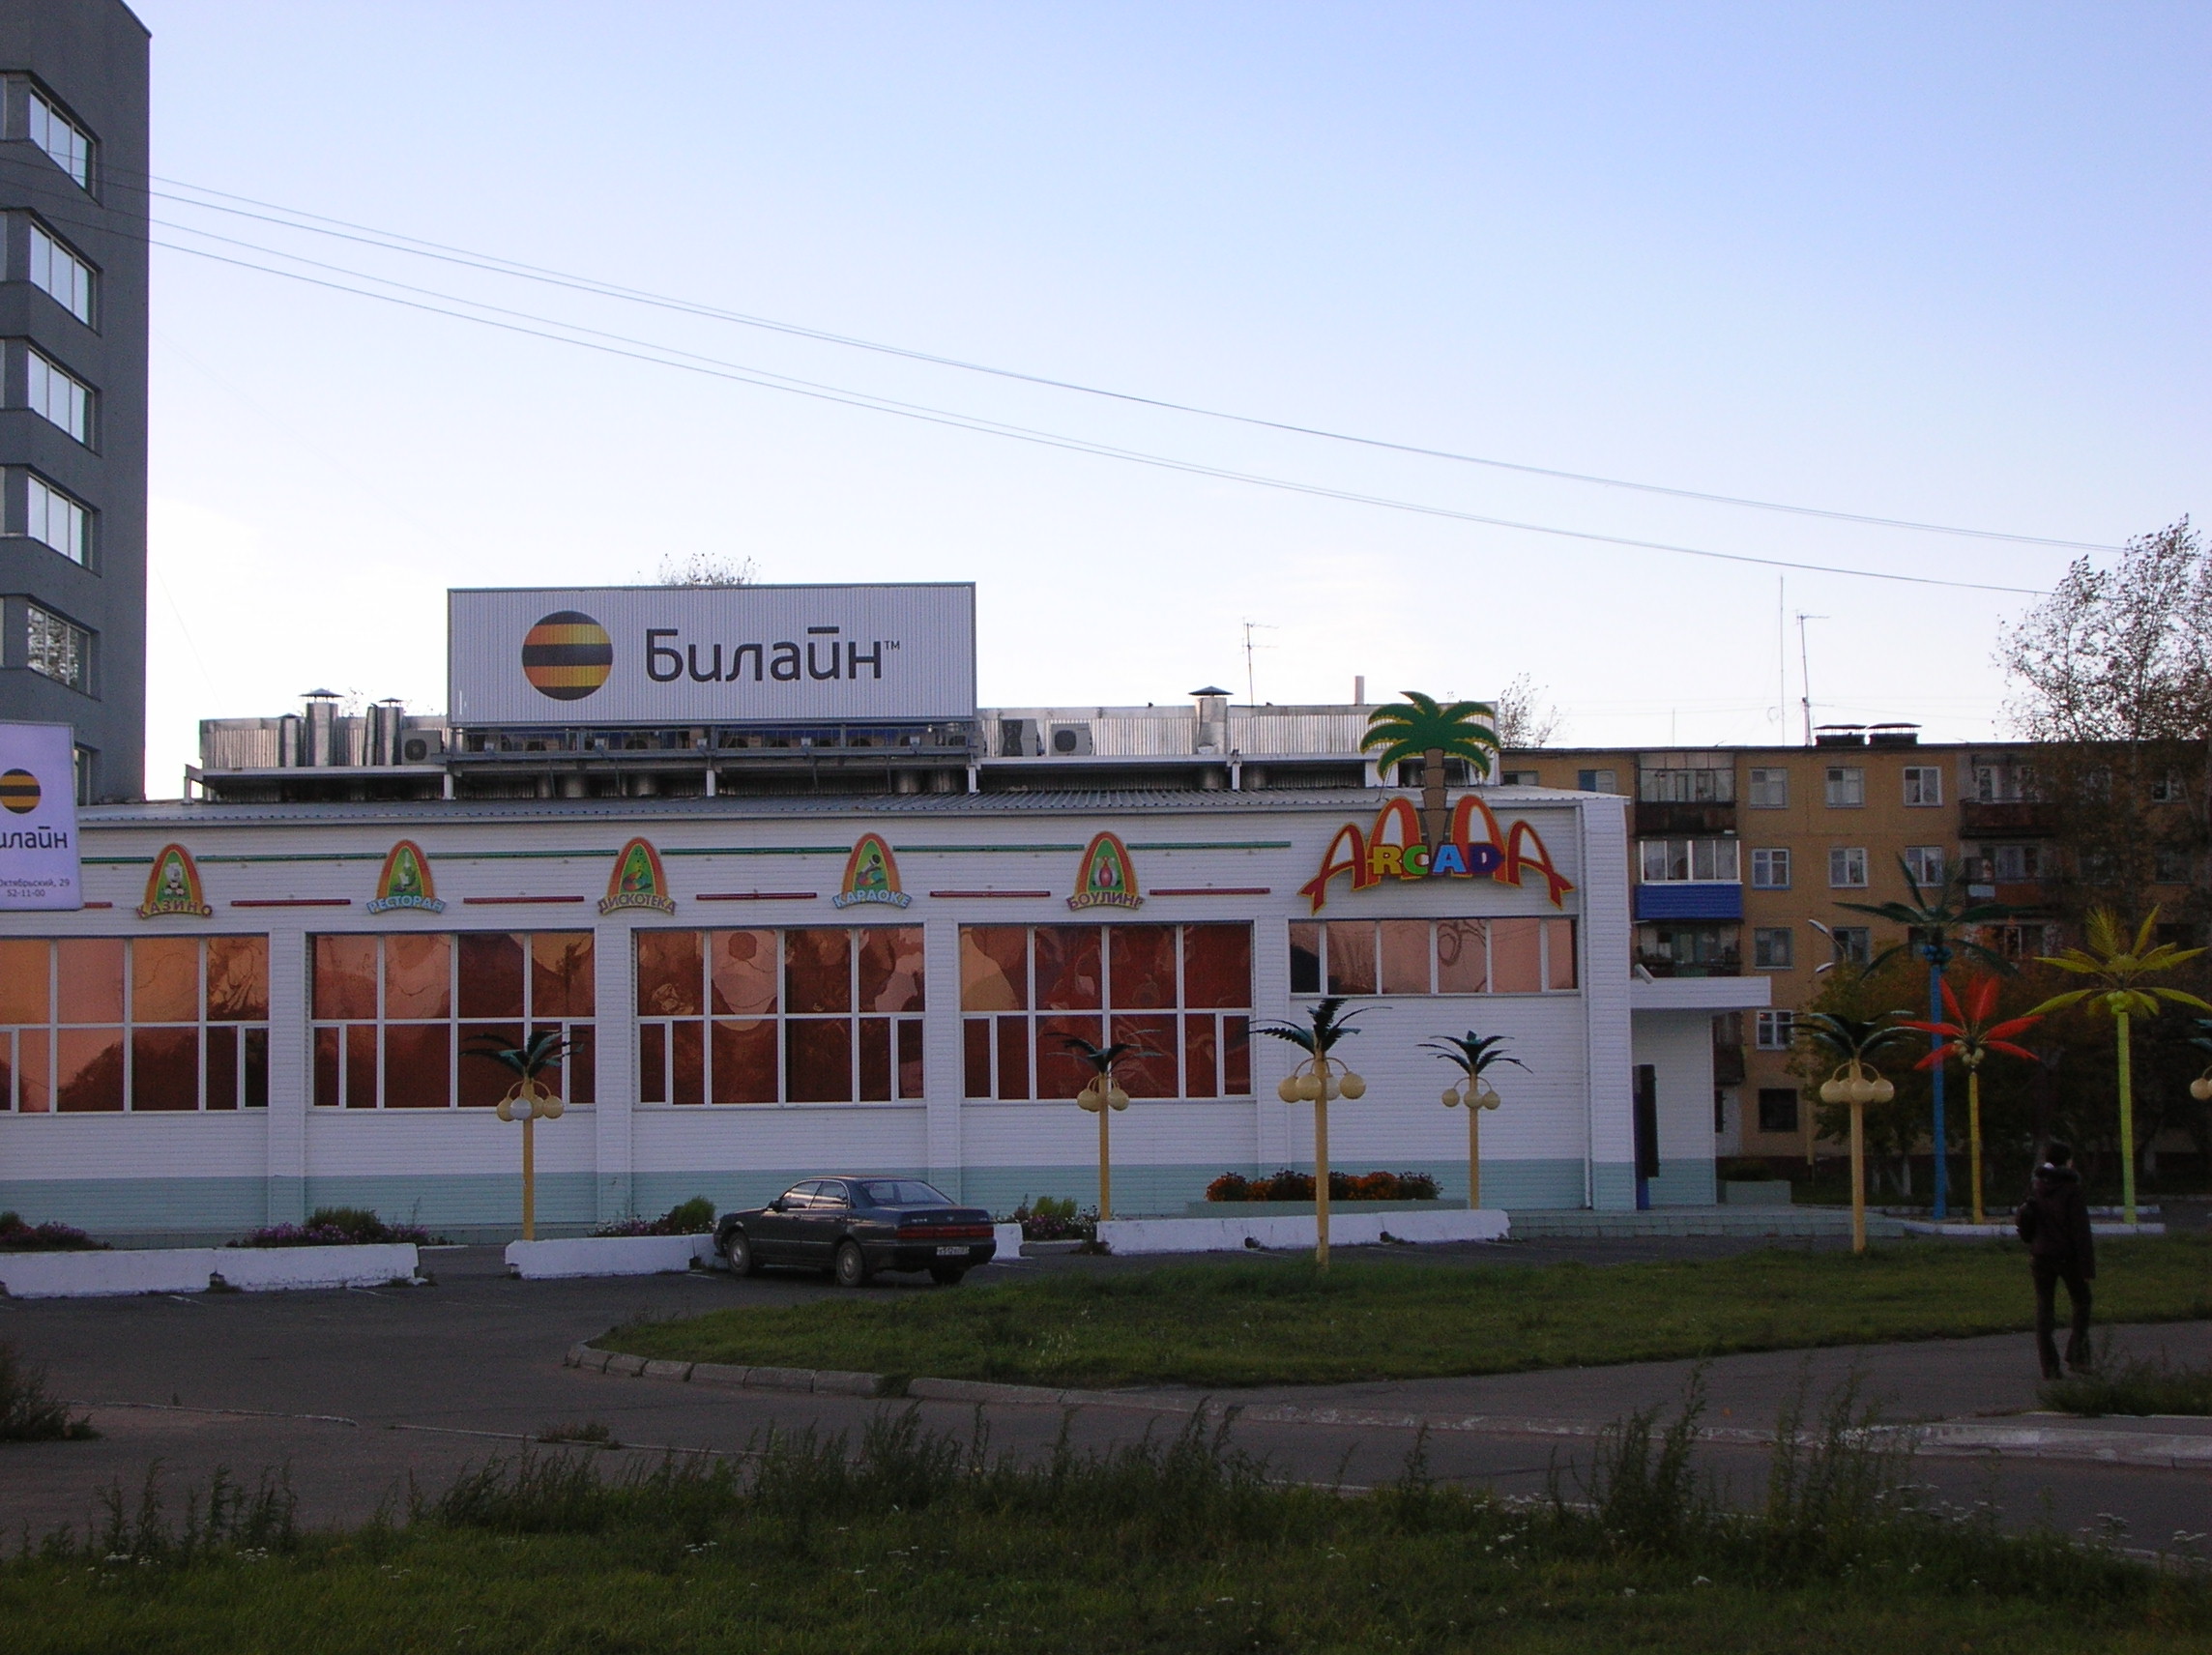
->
[0,0,148,801]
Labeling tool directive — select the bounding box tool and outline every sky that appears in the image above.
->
[125,2,2209,795]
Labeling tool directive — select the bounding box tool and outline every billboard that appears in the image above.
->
[0,722,82,911]
[448,584,976,726]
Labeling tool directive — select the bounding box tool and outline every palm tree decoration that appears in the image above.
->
[1835,857,2023,1221]
[2027,907,2209,1226]
[466,1031,568,1240]
[1054,1035,1149,1222]
[1359,692,1500,854]
[1898,975,2044,1226]
[2184,1018,2212,1103]
[1797,1011,1916,1253]
[1251,999,1367,1267]
[1423,1031,1526,1208]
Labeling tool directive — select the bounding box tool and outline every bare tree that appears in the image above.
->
[658,552,759,587]
[1491,671,1562,751]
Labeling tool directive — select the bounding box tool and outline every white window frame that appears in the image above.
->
[25,602,89,692]
[1498,769,1541,787]
[24,347,92,445]
[26,220,95,326]
[1902,766,1942,806]
[1828,846,1868,888]
[1824,766,1866,807]
[23,472,89,565]
[1830,926,1872,966]
[1754,1009,1796,1050]
[1576,768,1617,794]
[27,87,92,190]
[1638,837,1741,884]
[1746,767,1789,808]
[1752,927,1793,970]
[1903,845,1946,887]
[1750,847,1790,889]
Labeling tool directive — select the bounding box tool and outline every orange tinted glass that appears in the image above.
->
[1379,920,1431,995]
[710,930,778,1017]
[0,939,49,1024]
[636,931,703,1016]
[710,1019,776,1103]
[56,1027,123,1110]
[959,927,1027,1011]
[1182,925,1251,1009]
[1034,927,1102,1010]
[785,929,852,1014]
[312,935,379,1020]
[384,933,451,1019]
[858,927,924,1013]
[57,938,124,1024]
[1436,920,1488,993]
[131,1027,199,1110]
[457,933,526,1018]
[1545,918,1578,989]
[1491,917,1542,993]
[1108,926,1177,1009]
[532,932,595,1017]
[205,936,269,1021]
[131,937,200,1024]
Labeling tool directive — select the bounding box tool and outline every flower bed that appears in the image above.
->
[592,1197,715,1238]
[1206,1170,1440,1204]
[0,1212,108,1253]
[1006,1196,1095,1242]
[232,1207,441,1248]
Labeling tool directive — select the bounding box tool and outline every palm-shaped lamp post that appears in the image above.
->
[2027,906,2209,1226]
[1835,857,2022,1221]
[1358,692,1500,854]
[1424,1031,1525,1209]
[1056,1035,1141,1222]
[1798,1011,1913,1254]
[1899,975,2043,1225]
[1253,999,1366,1268]
[466,1031,568,1240]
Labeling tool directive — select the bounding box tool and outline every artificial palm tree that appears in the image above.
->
[1359,692,1500,853]
[1835,857,2023,1220]
[2028,907,2209,1225]
[1422,1031,1526,1207]
[1899,975,2044,1225]
[1251,999,1367,1267]
[1796,1010,1916,1253]
[465,1031,569,1240]
[1054,1034,1149,1221]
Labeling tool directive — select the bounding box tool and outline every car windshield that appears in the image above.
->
[856,1178,951,1207]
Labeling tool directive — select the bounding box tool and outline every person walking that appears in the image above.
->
[2016,1142,2096,1379]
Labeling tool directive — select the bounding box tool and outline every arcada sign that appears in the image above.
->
[1299,796,1574,913]
[448,583,977,727]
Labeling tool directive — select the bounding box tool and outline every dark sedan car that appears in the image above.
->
[713,1176,997,1287]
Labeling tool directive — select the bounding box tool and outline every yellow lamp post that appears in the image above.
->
[1058,1035,1138,1222]
[469,1031,570,1242]
[1274,1050,1365,1267]
[1816,1059,1894,1255]
[1426,1031,1523,1210]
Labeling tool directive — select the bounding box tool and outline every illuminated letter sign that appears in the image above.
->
[1300,800,1574,913]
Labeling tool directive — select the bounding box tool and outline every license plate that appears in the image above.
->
[936,1244,970,1257]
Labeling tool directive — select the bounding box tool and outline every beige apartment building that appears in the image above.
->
[1495,728,2065,1160]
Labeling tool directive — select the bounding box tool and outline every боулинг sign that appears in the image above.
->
[448,584,977,726]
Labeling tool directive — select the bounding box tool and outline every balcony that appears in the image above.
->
[1636,800,1737,836]
[1961,799,2053,836]
[1637,952,1742,978]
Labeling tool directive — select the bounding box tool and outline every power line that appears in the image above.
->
[148,232,2051,597]
[1,148,2122,555]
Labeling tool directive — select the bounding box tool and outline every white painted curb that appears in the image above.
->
[505,1234,718,1279]
[992,1222,1024,1257]
[0,1242,420,1298]
[1097,1207,1510,1255]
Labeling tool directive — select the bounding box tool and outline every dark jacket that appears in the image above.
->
[2016,1163,2096,1278]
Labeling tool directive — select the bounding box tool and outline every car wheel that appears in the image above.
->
[928,1265,967,1287]
[723,1229,759,1278]
[832,1239,871,1289]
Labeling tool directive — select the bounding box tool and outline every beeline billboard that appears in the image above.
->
[449,584,977,726]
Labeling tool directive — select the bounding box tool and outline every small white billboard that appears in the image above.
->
[0,722,82,911]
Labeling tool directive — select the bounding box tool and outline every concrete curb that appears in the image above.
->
[566,1344,892,1398]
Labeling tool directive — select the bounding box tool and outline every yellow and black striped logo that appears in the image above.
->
[521,611,612,701]
[0,769,41,815]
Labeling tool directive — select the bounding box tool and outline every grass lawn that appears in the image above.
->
[6,1407,2208,1653]
[605,1234,2212,1389]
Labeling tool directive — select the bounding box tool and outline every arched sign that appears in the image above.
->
[1299,796,1574,913]
[600,837,676,915]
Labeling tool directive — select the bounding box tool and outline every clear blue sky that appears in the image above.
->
[128,2,2207,793]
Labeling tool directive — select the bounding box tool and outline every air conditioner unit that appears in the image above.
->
[1049,722,1094,756]
[400,730,447,765]
[1000,718,1043,757]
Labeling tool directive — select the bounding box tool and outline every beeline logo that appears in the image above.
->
[522,612,613,700]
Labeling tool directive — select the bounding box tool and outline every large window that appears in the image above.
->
[27,89,92,189]
[636,926,920,1106]
[1291,916,1576,997]
[1639,838,1739,883]
[1639,761,1733,802]
[25,349,92,444]
[964,923,1250,1101]
[26,473,90,562]
[313,932,596,1108]
[26,221,95,326]
[26,603,88,690]
[0,937,268,1112]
